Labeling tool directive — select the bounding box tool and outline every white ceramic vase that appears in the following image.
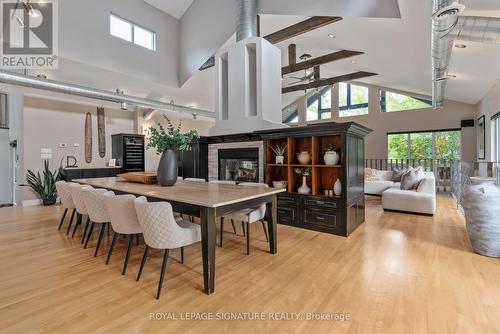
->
[334,179,342,196]
[297,152,311,165]
[324,151,339,165]
[298,176,311,194]
[276,155,284,164]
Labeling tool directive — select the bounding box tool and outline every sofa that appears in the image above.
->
[365,169,437,215]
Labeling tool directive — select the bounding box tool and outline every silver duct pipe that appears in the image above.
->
[236,0,257,41]
[0,70,215,119]
[449,16,500,44]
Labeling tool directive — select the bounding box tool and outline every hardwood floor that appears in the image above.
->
[0,196,499,333]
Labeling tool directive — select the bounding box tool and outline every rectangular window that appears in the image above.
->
[494,115,500,161]
[387,130,461,161]
[283,104,298,124]
[339,83,368,117]
[380,90,432,113]
[110,14,156,51]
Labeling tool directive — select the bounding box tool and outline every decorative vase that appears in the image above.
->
[297,151,311,165]
[276,155,285,164]
[324,151,339,165]
[43,197,56,206]
[298,176,311,194]
[157,149,179,186]
[334,179,342,196]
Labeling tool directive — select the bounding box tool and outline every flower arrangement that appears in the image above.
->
[146,116,199,155]
[294,167,311,176]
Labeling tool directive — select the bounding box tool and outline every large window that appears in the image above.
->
[283,86,331,123]
[339,83,368,117]
[388,130,461,161]
[380,90,432,113]
[110,14,156,51]
[494,114,500,161]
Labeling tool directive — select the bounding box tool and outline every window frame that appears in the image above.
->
[492,112,500,161]
[338,83,369,117]
[380,90,432,113]
[282,86,331,123]
[109,13,157,51]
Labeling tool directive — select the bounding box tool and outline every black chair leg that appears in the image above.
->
[136,246,150,281]
[242,221,246,237]
[122,234,134,275]
[71,214,82,238]
[106,232,118,264]
[66,211,76,235]
[261,221,269,242]
[219,217,224,247]
[58,208,68,230]
[231,219,237,234]
[246,222,250,255]
[81,217,90,244]
[180,247,184,264]
[156,249,170,299]
[94,224,106,257]
[136,234,140,246]
[84,222,95,249]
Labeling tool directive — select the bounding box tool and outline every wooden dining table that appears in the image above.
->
[75,177,286,295]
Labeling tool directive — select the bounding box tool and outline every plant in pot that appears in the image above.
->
[324,145,340,165]
[294,167,311,194]
[26,160,61,206]
[271,145,287,164]
[146,116,199,186]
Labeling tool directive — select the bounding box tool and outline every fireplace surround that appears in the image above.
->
[218,148,259,182]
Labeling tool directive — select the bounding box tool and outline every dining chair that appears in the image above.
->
[209,180,238,244]
[55,181,76,232]
[68,183,93,240]
[134,196,201,299]
[81,188,111,257]
[223,182,269,255]
[103,192,143,275]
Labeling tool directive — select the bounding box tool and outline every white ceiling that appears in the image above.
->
[143,0,194,19]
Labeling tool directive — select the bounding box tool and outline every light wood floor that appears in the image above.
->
[0,196,499,334]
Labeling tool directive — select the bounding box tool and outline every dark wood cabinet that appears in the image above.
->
[61,167,122,181]
[178,140,208,180]
[111,134,145,173]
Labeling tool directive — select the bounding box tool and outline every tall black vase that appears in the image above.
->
[157,149,178,186]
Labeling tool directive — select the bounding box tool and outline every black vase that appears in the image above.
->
[157,149,178,186]
[43,197,56,206]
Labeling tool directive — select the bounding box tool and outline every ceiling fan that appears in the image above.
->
[287,53,328,86]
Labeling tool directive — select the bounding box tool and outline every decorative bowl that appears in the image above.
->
[272,181,288,189]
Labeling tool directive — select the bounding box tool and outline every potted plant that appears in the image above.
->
[271,145,287,164]
[294,167,311,194]
[146,116,199,186]
[26,160,61,206]
[324,145,340,165]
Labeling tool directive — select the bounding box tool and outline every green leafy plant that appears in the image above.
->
[26,160,61,201]
[325,144,336,152]
[146,116,199,155]
[271,145,287,156]
[294,167,311,176]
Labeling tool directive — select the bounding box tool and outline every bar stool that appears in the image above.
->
[68,183,93,239]
[134,196,201,299]
[103,192,143,275]
[81,188,111,257]
[55,181,76,232]
[223,182,269,255]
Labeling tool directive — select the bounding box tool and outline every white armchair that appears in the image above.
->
[81,188,110,257]
[55,181,76,232]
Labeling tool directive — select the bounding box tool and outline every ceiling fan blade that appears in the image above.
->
[290,76,304,80]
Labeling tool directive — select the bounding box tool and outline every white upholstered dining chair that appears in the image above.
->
[134,196,201,299]
[81,188,111,257]
[209,180,238,243]
[223,182,269,255]
[102,192,143,275]
[55,181,76,232]
[68,183,93,240]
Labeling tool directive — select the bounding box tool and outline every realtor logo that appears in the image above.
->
[1,0,58,69]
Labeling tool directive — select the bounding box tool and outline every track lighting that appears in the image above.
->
[120,101,127,110]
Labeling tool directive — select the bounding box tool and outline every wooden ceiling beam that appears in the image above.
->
[199,16,342,71]
[282,71,377,94]
[282,50,364,76]
[288,44,296,66]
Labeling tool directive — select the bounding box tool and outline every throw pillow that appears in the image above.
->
[365,168,378,181]
[400,168,425,190]
[391,167,408,182]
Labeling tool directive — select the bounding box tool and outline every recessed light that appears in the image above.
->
[328,33,335,38]
[455,44,467,49]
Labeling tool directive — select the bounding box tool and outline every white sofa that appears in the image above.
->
[365,169,436,215]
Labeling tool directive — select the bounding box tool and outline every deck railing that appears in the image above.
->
[365,159,456,193]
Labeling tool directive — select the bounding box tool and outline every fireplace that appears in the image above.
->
[218,148,259,182]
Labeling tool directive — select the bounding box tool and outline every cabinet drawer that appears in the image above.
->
[277,206,296,224]
[278,193,296,203]
[304,197,337,209]
[304,209,337,227]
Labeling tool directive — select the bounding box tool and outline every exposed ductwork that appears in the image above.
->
[236,0,258,42]
[431,1,500,109]
[0,70,215,119]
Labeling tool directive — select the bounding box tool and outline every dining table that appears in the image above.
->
[75,177,286,295]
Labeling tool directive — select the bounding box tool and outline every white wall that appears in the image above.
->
[59,0,180,87]
[293,83,478,160]
[477,80,500,161]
